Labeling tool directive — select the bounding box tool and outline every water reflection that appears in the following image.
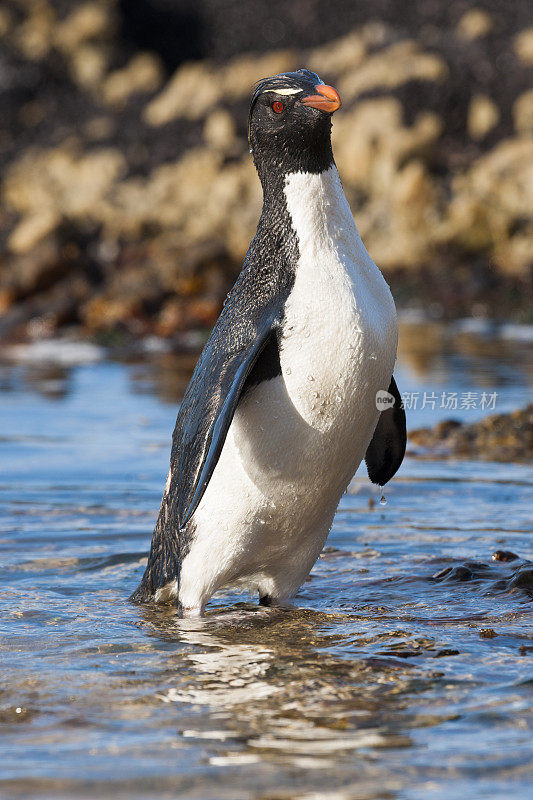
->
[397,320,533,390]
[125,351,199,405]
[0,362,71,399]
[141,605,415,772]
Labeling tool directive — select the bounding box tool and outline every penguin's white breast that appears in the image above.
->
[279,166,398,440]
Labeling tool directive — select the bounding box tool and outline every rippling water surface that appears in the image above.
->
[1,322,532,799]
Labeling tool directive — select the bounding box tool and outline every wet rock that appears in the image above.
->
[410,404,533,462]
[433,562,496,582]
[507,566,533,594]
[479,628,498,638]
[362,656,416,671]
[380,648,421,659]
[433,648,460,658]
[431,555,533,603]
[491,550,519,562]
[432,566,453,580]
[437,565,474,582]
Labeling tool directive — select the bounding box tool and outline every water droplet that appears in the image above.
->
[249,148,253,154]
[286,367,292,375]
[307,374,314,381]
[313,391,319,399]
[378,486,387,506]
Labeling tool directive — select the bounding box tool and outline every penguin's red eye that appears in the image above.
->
[272,101,284,114]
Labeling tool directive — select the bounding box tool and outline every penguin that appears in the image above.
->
[131,69,406,616]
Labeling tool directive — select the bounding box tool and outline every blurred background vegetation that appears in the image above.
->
[0,0,532,344]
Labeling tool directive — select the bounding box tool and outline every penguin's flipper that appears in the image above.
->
[173,312,280,530]
[365,375,406,486]
[130,316,277,604]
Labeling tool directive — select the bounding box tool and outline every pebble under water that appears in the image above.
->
[0,326,532,799]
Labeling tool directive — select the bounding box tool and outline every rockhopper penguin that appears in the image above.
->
[131,69,406,615]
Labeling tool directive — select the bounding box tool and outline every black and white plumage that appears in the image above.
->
[131,69,406,615]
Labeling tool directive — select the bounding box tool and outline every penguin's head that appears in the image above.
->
[248,68,341,181]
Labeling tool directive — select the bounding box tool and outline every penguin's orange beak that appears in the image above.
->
[301,84,342,113]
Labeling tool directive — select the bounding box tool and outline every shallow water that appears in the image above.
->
[1,323,532,799]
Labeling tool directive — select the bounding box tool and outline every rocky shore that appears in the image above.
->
[0,0,532,342]
[409,404,533,462]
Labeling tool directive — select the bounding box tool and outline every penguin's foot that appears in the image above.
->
[259,594,274,606]
[258,594,296,610]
